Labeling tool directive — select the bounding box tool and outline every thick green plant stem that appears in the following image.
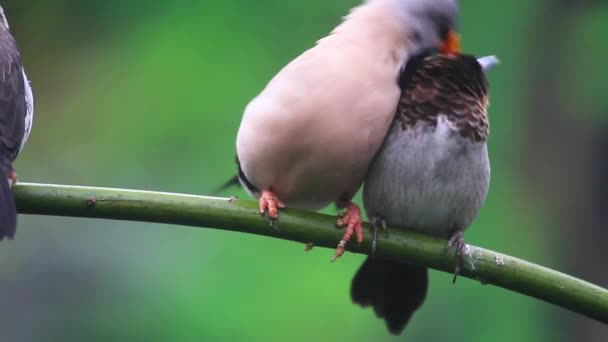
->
[13,182,608,324]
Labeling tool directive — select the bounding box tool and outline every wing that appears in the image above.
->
[396,54,489,143]
[0,33,26,168]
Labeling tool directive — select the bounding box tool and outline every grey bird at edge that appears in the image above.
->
[0,5,34,240]
[233,0,461,259]
[352,53,499,334]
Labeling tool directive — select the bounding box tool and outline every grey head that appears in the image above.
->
[385,0,459,51]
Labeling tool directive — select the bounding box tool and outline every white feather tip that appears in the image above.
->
[477,55,500,73]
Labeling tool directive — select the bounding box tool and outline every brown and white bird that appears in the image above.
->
[235,0,460,257]
[0,6,34,240]
[351,53,498,334]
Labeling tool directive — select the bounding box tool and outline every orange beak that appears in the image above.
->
[440,30,461,55]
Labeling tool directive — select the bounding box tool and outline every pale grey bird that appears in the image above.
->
[235,0,460,258]
[352,53,498,334]
[0,6,34,239]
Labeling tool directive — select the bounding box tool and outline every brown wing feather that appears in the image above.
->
[397,54,489,142]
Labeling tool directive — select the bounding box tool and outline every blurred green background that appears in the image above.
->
[1,0,607,341]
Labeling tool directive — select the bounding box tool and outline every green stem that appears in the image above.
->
[13,182,608,324]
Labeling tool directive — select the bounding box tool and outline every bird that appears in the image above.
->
[0,6,34,240]
[234,0,461,259]
[351,53,499,334]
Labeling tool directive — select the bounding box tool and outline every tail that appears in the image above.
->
[212,156,258,196]
[212,175,240,195]
[0,179,17,240]
[351,257,428,335]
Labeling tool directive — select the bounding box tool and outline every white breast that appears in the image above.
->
[363,115,490,237]
[19,67,33,153]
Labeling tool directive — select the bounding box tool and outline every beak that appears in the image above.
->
[477,55,500,73]
[440,30,461,55]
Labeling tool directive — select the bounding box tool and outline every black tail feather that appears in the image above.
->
[212,175,240,195]
[351,257,428,335]
[0,179,17,240]
[212,156,259,196]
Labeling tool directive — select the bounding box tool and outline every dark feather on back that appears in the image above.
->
[0,28,26,173]
[0,27,26,239]
[397,54,490,142]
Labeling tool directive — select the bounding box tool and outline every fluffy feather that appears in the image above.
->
[236,0,456,210]
[353,54,492,334]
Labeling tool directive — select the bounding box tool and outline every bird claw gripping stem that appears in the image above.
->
[445,230,467,284]
[332,203,364,262]
[370,217,387,258]
[258,190,285,220]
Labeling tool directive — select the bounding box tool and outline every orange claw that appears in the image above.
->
[332,240,346,262]
[7,170,18,187]
[332,203,364,262]
[258,190,285,219]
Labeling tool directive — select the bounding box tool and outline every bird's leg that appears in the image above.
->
[446,229,467,284]
[7,170,18,187]
[258,189,285,221]
[370,216,387,258]
[332,202,364,262]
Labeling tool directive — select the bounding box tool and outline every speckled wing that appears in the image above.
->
[0,44,26,171]
[396,54,490,142]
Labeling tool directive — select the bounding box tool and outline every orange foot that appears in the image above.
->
[258,189,285,220]
[7,170,18,187]
[332,203,364,262]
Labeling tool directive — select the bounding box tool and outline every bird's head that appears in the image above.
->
[389,0,460,55]
[0,6,10,30]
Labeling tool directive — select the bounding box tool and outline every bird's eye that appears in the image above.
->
[437,22,451,41]
[410,30,423,45]
[427,11,454,41]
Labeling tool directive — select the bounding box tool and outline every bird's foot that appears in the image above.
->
[370,217,387,258]
[446,230,467,284]
[7,170,18,187]
[332,203,363,262]
[258,189,285,221]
